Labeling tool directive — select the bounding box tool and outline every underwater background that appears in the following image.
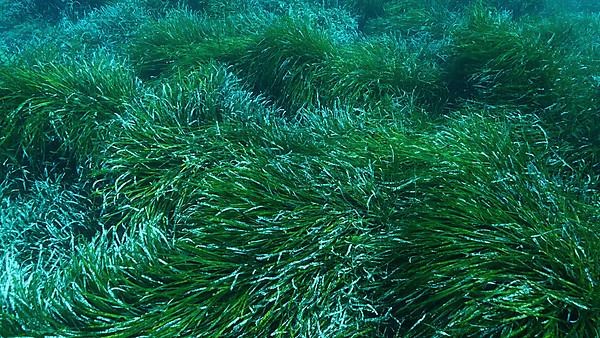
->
[0,0,599,336]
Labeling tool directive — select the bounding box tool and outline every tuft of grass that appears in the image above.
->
[519,13,600,174]
[55,0,155,55]
[363,0,458,38]
[0,54,137,178]
[128,8,264,79]
[0,174,99,270]
[93,62,278,231]
[9,66,407,337]
[236,15,445,114]
[444,5,561,109]
[235,15,336,113]
[0,172,103,336]
[319,36,446,112]
[370,111,600,336]
[0,219,167,335]
[128,7,442,114]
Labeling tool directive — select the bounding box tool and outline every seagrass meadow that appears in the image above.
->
[0,0,599,336]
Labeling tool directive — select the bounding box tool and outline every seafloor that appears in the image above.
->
[0,0,599,336]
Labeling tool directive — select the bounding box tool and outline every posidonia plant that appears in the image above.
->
[1,0,599,337]
[0,54,137,179]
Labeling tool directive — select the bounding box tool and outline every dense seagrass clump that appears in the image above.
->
[374,111,600,336]
[0,54,137,178]
[1,0,599,337]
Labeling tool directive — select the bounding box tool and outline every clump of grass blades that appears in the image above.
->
[0,55,137,179]
[371,111,600,336]
[0,173,102,336]
[128,8,263,79]
[0,218,166,335]
[94,62,278,231]
[49,167,390,336]
[0,175,99,268]
[445,5,561,109]
[363,0,457,38]
[235,15,336,113]
[517,13,600,175]
[318,36,446,112]
[236,15,446,114]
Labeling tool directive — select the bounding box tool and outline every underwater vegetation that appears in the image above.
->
[0,0,599,336]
